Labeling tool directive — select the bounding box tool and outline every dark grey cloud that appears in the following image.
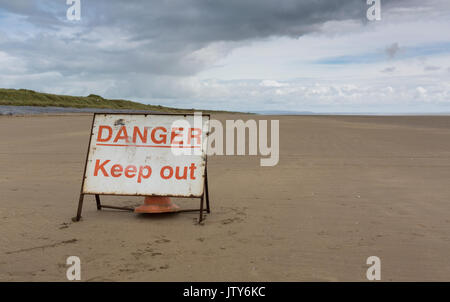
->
[3,1,369,39]
[94,0,367,42]
[0,0,374,92]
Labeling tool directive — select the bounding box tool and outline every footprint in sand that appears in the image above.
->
[155,238,171,244]
[59,222,70,230]
[221,217,243,225]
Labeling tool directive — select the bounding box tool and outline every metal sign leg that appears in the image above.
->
[75,194,84,221]
[95,194,102,210]
[199,194,204,223]
[205,175,210,214]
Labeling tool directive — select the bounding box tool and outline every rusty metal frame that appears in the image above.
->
[74,112,211,224]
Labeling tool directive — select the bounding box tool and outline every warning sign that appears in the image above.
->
[81,113,210,197]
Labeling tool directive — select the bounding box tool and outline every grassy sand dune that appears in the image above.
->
[0,88,237,114]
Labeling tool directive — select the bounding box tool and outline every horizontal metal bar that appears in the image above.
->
[177,209,209,213]
[100,205,135,212]
[100,205,207,213]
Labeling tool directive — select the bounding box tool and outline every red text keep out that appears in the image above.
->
[93,159,197,183]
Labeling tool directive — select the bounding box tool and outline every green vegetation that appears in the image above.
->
[0,88,239,114]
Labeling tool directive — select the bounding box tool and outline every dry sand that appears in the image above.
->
[1,114,450,281]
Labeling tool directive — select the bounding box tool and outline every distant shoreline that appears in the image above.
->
[3,105,450,116]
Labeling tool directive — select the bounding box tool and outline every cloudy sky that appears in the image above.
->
[0,0,449,112]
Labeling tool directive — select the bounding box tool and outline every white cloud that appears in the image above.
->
[259,80,289,88]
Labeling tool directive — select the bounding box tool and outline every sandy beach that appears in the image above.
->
[1,114,450,281]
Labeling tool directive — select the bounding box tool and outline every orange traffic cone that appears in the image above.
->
[134,196,180,213]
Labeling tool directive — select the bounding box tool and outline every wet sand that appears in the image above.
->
[1,114,450,281]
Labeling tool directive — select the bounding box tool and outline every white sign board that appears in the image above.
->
[82,113,210,197]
